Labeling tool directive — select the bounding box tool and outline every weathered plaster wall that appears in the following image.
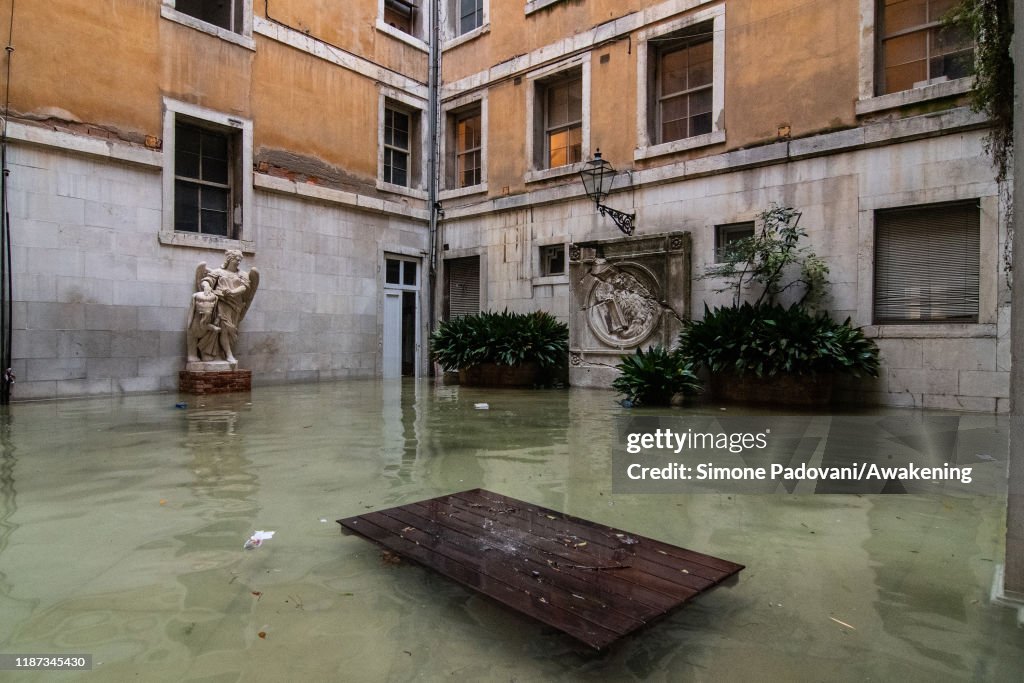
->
[437,124,1009,410]
[7,141,428,400]
[1,0,426,198]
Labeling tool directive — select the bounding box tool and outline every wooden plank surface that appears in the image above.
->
[337,488,744,650]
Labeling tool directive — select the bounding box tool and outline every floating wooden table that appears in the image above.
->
[337,489,744,649]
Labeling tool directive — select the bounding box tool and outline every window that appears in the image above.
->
[174,121,237,237]
[161,99,253,251]
[174,0,245,34]
[444,256,481,320]
[379,93,425,195]
[656,26,713,143]
[873,201,980,323]
[457,0,483,36]
[525,60,590,181]
[384,105,414,187]
[385,258,418,287]
[540,244,566,276]
[377,0,428,46]
[542,76,583,168]
[453,108,482,188]
[442,95,487,196]
[715,222,754,262]
[635,5,725,160]
[877,0,974,95]
[384,0,416,34]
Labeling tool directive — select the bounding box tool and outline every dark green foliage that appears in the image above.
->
[946,0,1014,182]
[429,310,569,371]
[678,303,880,379]
[612,346,702,406]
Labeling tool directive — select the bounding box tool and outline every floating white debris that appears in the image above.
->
[244,530,276,550]
[474,403,489,410]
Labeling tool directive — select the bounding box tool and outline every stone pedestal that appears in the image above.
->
[568,232,691,388]
[179,369,252,394]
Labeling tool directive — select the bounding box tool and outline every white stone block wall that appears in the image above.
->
[8,141,428,400]
[439,128,1010,411]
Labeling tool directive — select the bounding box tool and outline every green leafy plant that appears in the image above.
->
[945,0,1013,183]
[429,309,568,371]
[703,203,829,309]
[945,0,1014,284]
[677,303,880,379]
[612,345,702,406]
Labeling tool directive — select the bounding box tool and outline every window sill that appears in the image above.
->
[160,6,255,50]
[439,183,488,201]
[443,23,490,51]
[634,129,726,161]
[524,162,585,184]
[526,0,565,14]
[864,322,995,339]
[532,274,568,286]
[159,229,255,254]
[855,77,974,116]
[375,19,429,52]
[377,180,428,200]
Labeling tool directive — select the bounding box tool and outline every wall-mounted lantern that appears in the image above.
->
[578,150,635,236]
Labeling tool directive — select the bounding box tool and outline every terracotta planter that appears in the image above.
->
[458,362,541,387]
[710,372,834,407]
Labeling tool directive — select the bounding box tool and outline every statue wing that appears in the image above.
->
[194,262,210,293]
[239,267,259,321]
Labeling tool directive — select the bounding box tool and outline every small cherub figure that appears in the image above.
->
[186,281,222,362]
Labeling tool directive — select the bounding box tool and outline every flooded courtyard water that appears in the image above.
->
[0,380,1021,682]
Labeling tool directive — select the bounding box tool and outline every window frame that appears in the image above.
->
[714,221,755,263]
[542,75,584,170]
[440,93,487,196]
[525,0,566,15]
[376,0,430,51]
[540,244,566,276]
[442,0,490,48]
[635,4,725,161]
[875,0,974,96]
[441,93,488,198]
[856,0,975,115]
[856,193,999,332]
[524,58,590,184]
[872,200,982,325]
[160,98,254,253]
[160,0,255,50]
[378,89,428,199]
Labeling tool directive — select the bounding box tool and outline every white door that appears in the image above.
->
[383,291,402,378]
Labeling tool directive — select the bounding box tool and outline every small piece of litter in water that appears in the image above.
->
[159,499,168,506]
[244,530,276,550]
[829,616,856,630]
[977,453,995,461]
[319,518,328,523]
[474,403,489,410]
[258,631,267,639]
[174,402,187,409]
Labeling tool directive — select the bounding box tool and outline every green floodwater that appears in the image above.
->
[0,379,1021,682]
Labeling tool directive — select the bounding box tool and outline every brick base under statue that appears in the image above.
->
[179,369,252,394]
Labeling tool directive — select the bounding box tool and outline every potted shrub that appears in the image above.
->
[429,310,569,387]
[683,203,880,405]
[677,303,880,405]
[612,345,702,407]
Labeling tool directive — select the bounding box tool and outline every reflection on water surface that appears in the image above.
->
[0,380,1021,681]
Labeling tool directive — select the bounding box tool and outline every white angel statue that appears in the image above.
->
[187,249,259,366]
